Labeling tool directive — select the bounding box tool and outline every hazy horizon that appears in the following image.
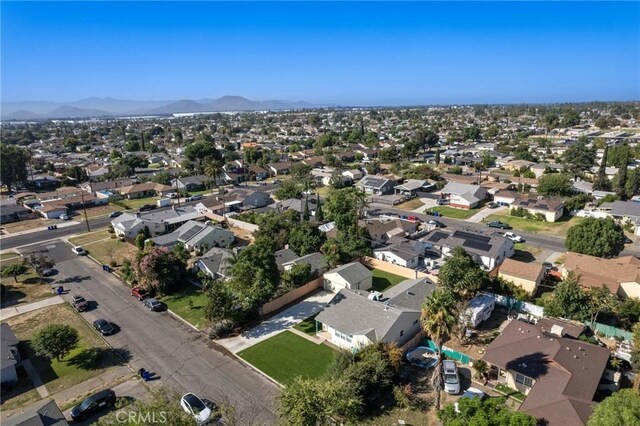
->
[2,2,639,105]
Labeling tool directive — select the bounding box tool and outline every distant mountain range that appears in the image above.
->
[1,96,320,120]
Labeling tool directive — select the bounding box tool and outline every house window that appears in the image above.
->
[515,373,533,387]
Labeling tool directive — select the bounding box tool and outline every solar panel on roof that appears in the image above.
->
[180,224,203,241]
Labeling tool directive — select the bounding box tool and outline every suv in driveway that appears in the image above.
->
[487,220,511,230]
[442,360,461,394]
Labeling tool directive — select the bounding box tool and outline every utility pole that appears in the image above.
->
[76,169,91,232]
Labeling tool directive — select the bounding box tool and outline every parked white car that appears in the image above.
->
[180,393,212,425]
[503,232,523,242]
[443,360,461,394]
[59,214,70,220]
[72,246,86,255]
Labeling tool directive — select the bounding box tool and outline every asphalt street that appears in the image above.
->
[17,240,279,425]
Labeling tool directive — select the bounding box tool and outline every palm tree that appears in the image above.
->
[204,158,224,195]
[421,288,458,410]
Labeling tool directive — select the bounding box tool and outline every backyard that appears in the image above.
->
[238,331,336,385]
[371,269,406,292]
[485,211,584,237]
[427,206,483,220]
[5,304,128,395]
[159,284,208,329]
[0,256,53,308]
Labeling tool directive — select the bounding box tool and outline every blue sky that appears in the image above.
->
[2,1,639,105]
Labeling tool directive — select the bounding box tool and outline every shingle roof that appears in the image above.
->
[498,259,544,281]
[325,262,372,285]
[1,323,19,370]
[3,399,69,426]
[563,252,640,293]
[283,252,328,272]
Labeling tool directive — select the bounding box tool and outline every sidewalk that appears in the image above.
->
[466,205,505,223]
[219,290,335,353]
[2,220,81,237]
[0,296,64,321]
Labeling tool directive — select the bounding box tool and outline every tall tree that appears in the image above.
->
[615,147,630,200]
[0,144,30,191]
[588,389,640,426]
[421,288,458,410]
[31,324,79,361]
[0,263,28,283]
[439,396,536,426]
[592,146,611,191]
[288,221,326,256]
[562,139,596,179]
[204,158,225,193]
[626,167,640,199]
[314,194,324,222]
[544,272,590,321]
[438,247,489,300]
[565,217,626,258]
[537,173,573,197]
[586,285,619,330]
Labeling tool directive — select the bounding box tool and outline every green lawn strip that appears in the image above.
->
[68,229,112,247]
[293,314,319,336]
[371,268,406,292]
[1,252,21,261]
[114,196,160,210]
[238,331,336,385]
[428,206,482,220]
[485,212,583,236]
[159,285,208,329]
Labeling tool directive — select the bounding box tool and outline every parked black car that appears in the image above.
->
[109,211,123,218]
[70,389,116,421]
[93,319,116,336]
[138,204,156,212]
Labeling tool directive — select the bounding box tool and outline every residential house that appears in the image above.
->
[282,252,328,275]
[498,258,545,295]
[172,175,208,191]
[302,156,325,168]
[504,160,536,171]
[194,247,235,280]
[315,277,437,350]
[275,248,299,272]
[356,175,395,195]
[248,165,269,180]
[342,169,364,181]
[364,219,418,246]
[511,197,564,222]
[27,174,60,189]
[4,399,69,426]
[37,186,84,201]
[394,179,436,196]
[482,320,609,426]
[267,198,315,217]
[37,204,69,219]
[111,206,204,239]
[118,182,173,199]
[221,188,272,212]
[562,252,640,298]
[1,323,20,383]
[85,163,110,178]
[493,190,518,206]
[323,262,373,292]
[596,200,640,234]
[530,163,563,178]
[81,178,138,194]
[269,162,292,175]
[373,240,422,269]
[150,220,234,251]
[440,182,488,209]
[441,229,514,270]
[0,202,31,224]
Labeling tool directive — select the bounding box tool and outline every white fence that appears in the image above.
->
[483,291,544,318]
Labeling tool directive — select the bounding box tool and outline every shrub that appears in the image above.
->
[209,319,234,339]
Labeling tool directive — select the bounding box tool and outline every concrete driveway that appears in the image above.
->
[219,290,335,354]
[21,239,279,424]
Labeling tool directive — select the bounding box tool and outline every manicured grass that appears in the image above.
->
[5,304,117,395]
[113,196,160,210]
[396,198,426,211]
[238,331,336,385]
[371,269,406,292]
[485,211,584,237]
[428,206,483,220]
[0,260,53,308]
[1,252,21,261]
[293,314,319,336]
[69,229,112,247]
[159,285,208,329]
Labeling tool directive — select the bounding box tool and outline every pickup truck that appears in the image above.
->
[72,294,88,312]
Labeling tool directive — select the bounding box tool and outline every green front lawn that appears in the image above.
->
[293,314,319,336]
[5,304,123,395]
[371,269,406,292]
[113,196,160,210]
[485,211,584,237]
[428,206,482,220]
[238,331,336,385]
[160,285,208,329]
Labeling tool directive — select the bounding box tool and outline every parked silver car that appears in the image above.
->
[442,360,461,394]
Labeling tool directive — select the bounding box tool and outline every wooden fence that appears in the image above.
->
[259,277,323,316]
[359,256,437,282]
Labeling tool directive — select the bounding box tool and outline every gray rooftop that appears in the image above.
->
[275,248,299,270]
[384,277,438,311]
[283,252,328,272]
[325,262,372,284]
[1,323,19,370]
[442,229,510,258]
[3,399,69,426]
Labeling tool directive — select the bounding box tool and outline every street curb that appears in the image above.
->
[166,309,200,332]
[231,352,284,389]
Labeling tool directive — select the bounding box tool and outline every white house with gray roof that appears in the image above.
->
[441,182,487,209]
[150,220,234,251]
[111,206,204,239]
[282,252,328,274]
[373,241,422,269]
[315,277,437,350]
[441,229,514,270]
[1,323,20,383]
[356,175,395,195]
[323,262,372,292]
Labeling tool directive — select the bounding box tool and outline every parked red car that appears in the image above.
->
[130,287,148,301]
[407,215,419,222]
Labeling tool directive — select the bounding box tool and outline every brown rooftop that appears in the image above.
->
[498,258,544,281]
[563,252,640,293]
